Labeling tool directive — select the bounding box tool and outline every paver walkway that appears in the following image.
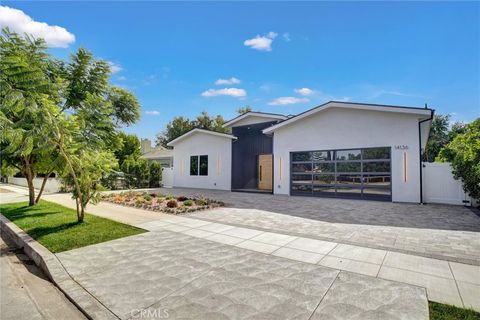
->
[137,187,480,265]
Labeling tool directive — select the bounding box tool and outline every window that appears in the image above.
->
[190,155,208,176]
[199,155,208,176]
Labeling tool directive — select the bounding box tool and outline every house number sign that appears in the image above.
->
[395,145,409,150]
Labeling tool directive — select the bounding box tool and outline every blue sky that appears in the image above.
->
[2,1,479,141]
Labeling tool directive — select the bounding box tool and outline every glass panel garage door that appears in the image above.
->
[291,147,391,201]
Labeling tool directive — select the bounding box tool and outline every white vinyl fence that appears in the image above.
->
[7,176,62,193]
[422,162,471,206]
[162,167,174,188]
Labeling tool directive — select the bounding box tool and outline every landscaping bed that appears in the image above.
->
[102,191,224,214]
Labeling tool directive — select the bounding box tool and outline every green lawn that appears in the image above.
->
[429,302,480,320]
[0,200,146,253]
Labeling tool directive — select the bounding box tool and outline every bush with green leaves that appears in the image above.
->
[437,118,480,201]
[183,199,193,206]
[143,194,152,201]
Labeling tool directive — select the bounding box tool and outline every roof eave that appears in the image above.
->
[167,128,237,147]
[223,112,288,128]
[263,101,433,134]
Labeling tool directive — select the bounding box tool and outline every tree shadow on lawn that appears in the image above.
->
[27,222,81,240]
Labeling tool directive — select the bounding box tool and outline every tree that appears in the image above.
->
[448,121,467,141]
[0,29,61,205]
[236,105,252,114]
[149,161,162,188]
[155,112,228,148]
[121,155,149,188]
[155,116,193,148]
[424,114,450,162]
[56,49,141,222]
[1,28,141,221]
[437,118,480,201]
[114,132,141,166]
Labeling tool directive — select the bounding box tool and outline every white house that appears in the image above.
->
[168,101,434,203]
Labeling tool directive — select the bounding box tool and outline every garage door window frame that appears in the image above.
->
[290,146,392,201]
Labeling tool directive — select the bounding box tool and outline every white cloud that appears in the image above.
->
[108,61,123,74]
[145,110,160,116]
[0,6,75,48]
[283,32,291,42]
[201,88,247,98]
[268,96,309,106]
[294,88,314,96]
[244,31,278,52]
[215,77,241,85]
[117,76,127,81]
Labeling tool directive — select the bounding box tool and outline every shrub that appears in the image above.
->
[177,196,188,201]
[183,199,193,206]
[166,199,178,208]
[438,118,480,200]
[135,197,145,205]
[195,198,209,206]
[143,194,152,201]
[165,195,174,200]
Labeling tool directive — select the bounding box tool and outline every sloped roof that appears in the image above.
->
[141,148,173,160]
[166,128,237,147]
[223,111,288,128]
[263,101,433,134]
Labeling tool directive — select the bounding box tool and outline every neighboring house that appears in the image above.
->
[167,101,434,203]
[140,139,173,168]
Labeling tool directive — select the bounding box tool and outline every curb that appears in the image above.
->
[0,214,119,320]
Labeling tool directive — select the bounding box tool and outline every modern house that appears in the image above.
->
[167,101,434,203]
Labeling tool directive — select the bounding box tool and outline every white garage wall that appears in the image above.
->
[272,108,423,203]
[172,132,232,190]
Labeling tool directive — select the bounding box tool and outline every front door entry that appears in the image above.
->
[258,154,273,191]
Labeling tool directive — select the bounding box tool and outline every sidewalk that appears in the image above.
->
[0,235,86,320]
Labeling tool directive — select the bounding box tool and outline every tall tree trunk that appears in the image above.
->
[24,159,35,206]
[35,172,52,204]
[57,134,84,222]
[78,205,85,223]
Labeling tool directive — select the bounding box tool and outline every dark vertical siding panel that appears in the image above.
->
[232,121,276,190]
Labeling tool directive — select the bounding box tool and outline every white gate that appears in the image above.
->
[162,167,174,188]
[422,162,471,205]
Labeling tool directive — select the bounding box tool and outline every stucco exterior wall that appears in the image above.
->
[172,132,232,190]
[272,108,423,203]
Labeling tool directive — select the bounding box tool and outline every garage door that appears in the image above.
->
[290,147,391,201]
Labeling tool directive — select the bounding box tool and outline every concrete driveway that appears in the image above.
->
[4,185,479,318]
[57,228,428,320]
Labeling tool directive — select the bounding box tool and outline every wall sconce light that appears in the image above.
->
[403,152,408,182]
[279,157,282,180]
